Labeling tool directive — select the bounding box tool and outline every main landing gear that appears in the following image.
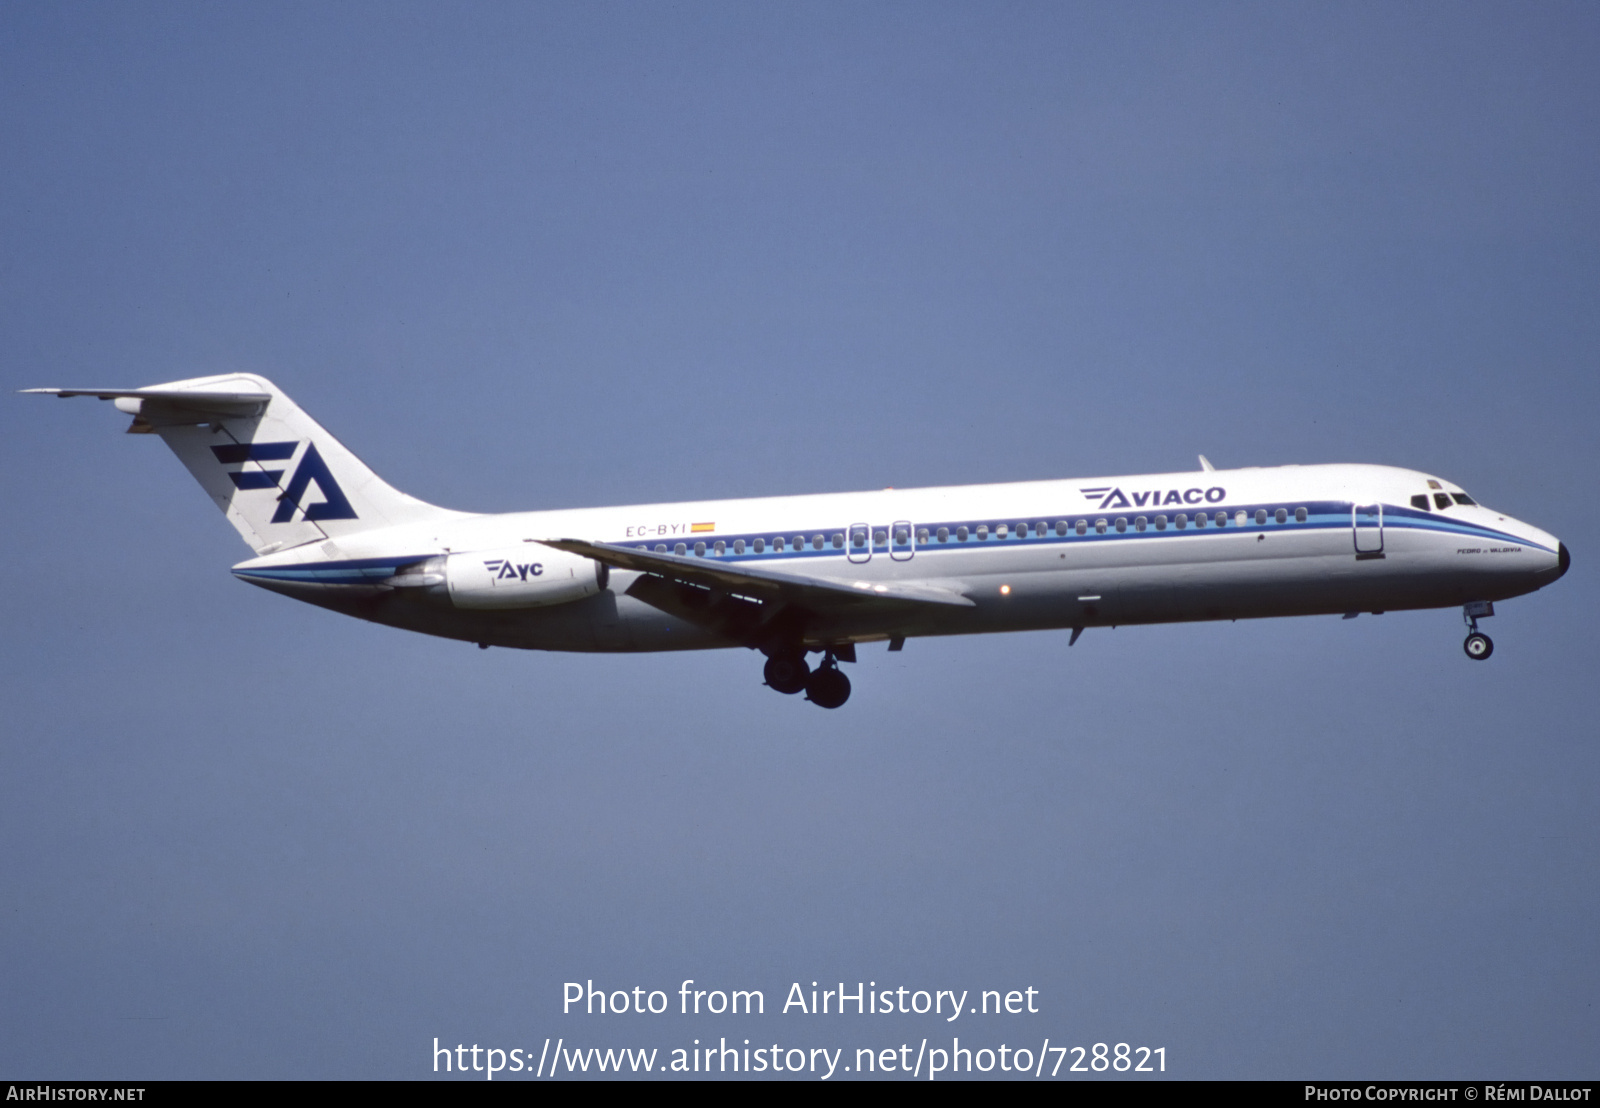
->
[1463,601,1494,661]
[805,660,851,709]
[763,648,852,708]
[763,652,810,695]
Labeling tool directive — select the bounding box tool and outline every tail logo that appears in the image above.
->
[210,441,359,522]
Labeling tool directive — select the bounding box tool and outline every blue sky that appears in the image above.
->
[3,2,1597,1079]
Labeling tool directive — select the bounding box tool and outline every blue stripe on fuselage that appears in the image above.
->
[233,500,1549,586]
[611,500,1550,566]
[233,554,433,586]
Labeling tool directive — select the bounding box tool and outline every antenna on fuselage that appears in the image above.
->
[1198,455,1215,472]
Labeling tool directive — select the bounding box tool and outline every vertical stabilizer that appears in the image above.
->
[27,374,463,554]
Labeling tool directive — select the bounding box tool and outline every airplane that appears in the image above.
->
[27,373,1570,708]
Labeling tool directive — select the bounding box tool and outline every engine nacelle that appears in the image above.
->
[445,544,608,610]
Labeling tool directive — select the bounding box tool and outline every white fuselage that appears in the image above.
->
[233,462,1566,654]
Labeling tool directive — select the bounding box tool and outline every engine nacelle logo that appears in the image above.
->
[483,559,544,582]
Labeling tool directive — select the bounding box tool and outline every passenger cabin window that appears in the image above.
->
[1135,515,1147,532]
[937,527,949,542]
[1114,517,1127,532]
[694,541,706,556]
[1434,493,1452,510]
[996,524,1008,539]
[831,533,843,549]
[1055,521,1068,536]
[1155,514,1168,530]
[977,525,989,540]
[1176,514,1188,529]
[713,540,725,555]
[916,527,929,543]
[1275,508,1288,524]
[753,538,765,553]
[1095,518,1108,534]
[1075,519,1088,535]
[1254,509,1267,525]
[656,544,668,553]
[1295,507,1307,522]
[674,543,687,555]
[957,526,968,541]
[1195,513,1207,528]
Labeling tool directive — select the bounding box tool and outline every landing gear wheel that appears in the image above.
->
[763,654,810,695]
[1464,632,1493,661]
[805,666,851,709]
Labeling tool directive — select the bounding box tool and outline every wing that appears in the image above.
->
[541,538,975,610]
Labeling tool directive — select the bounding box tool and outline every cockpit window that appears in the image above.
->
[1452,493,1477,506]
[1434,493,1453,510]
[1411,494,1430,510]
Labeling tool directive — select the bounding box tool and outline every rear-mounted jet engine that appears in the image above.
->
[442,545,608,609]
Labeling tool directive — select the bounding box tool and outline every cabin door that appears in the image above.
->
[1352,503,1384,556]
[889,520,915,561]
[847,523,872,564]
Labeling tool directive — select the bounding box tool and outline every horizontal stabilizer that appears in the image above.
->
[23,386,272,422]
[543,538,975,608]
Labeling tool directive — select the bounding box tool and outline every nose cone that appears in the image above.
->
[1558,542,1571,580]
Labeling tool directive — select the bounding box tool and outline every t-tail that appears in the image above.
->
[25,373,463,554]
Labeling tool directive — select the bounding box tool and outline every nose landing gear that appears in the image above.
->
[1462,601,1494,661]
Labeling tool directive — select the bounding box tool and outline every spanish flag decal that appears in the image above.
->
[690,522,716,534]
